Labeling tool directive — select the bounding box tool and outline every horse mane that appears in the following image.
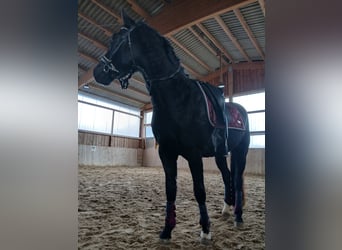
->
[137,21,184,74]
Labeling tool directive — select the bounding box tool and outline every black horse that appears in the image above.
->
[93,11,250,241]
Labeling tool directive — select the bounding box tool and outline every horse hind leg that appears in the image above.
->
[230,147,247,228]
[215,155,234,217]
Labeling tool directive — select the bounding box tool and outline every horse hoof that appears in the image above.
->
[234,221,244,228]
[159,228,172,241]
[159,238,171,244]
[200,231,212,240]
[200,231,212,245]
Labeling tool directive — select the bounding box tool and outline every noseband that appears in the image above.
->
[100,56,118,73]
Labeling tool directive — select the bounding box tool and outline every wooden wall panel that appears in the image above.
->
[78,132,109,146]
[78,131,142,149]
[205,63,264,96]
[110,135,141,148]
[233,68,265,94]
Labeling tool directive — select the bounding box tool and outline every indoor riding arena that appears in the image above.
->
[78,0,265,249]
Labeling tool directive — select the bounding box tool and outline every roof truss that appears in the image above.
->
[78,0,265,106]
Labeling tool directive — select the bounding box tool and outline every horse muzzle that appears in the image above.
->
[93,63,116,85]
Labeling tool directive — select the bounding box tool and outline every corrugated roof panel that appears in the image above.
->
[173,29,220,70]
[221,11,248,40]
[243,47,262,61]
[78,36,106,60]
[169,39,209,76]
[78,18,112,46]
[78,65,90,79]
[240,2,265,54]
[80,0,118,29]
[87,6,119,33]
[103,80,150,104]
[78,67,90,78]
[201,18,244,63]
[101,0,143,22]
[220,11,257,61]
[135,0,165,16]
[78,56,95,69]
[80,87,146,108]
[78,35,93,52]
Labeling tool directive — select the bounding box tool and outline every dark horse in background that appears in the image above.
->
[93,11,250,241]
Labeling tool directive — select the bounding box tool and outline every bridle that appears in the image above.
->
[100,26,136,89]
[100,23,182,90]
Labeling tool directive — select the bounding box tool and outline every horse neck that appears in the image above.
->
[132,27,180,83]
[149,75,197,113]
[137,53,180,83]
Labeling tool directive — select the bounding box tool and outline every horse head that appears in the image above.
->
[93,10,182,90]
[93,10,137,89]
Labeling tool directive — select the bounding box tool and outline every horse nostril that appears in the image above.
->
[103,65,110,73]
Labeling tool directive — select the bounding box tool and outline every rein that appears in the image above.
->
[101,24,181,89]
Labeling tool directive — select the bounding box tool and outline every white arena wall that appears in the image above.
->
[78,145,143,167]
[143,146,264,176]
[78,132,264,175]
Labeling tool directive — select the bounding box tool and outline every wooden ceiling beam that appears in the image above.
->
[78,67,147,90]
[196,23,234,63]
[78,66,95,88]
[214,15,251,62]
[91,0,122,23]
[234,9,265,60]
[147,0,256,36]
[78,32,108,50]
[78,12,112,36]
[79,51,98,64]
[181,63,202,79]
[126,0,150,19]
[78,64,88,73]
[169,37,213,72]
[142,102,153,111]
[201,61,264,82]
[126,85,149,98]
[130,76,145,87]
[258,0,265,16]
[188,26,220,60]
[87,82,146,106]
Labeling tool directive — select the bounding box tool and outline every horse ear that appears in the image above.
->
[121,9,135,28]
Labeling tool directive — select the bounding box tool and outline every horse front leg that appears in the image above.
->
[215,155,234,216]
[187,154,211,241]
[158,146,178,240]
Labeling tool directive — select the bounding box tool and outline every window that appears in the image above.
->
[248,112,265,132]
[113,111,140,137]
[231,92,265,112]
[144,111,154,138]
[78,94,141,137]
[232,91,265,148]
[78,102,113,134]
[78,93,140,115]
